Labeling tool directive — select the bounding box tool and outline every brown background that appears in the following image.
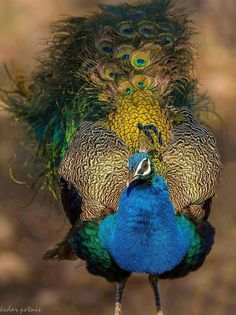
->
[0,1,236,315]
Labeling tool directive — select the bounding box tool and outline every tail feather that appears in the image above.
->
[43,237,77,261]
[0,0,211,198]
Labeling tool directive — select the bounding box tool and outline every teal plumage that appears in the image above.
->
[99,177,189,274]
[160,217,215,279]
[69,220,130,283]
[69,212,214,280]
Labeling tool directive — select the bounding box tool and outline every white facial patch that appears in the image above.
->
[134,158,151,177]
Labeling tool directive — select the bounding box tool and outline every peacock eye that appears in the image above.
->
[81,61,95,71]
[125,87,132,94]
[159,33,174,46]
[117,45,133,61]
[104,67,117,80]
[97,63,118,81]
[118,21,134,38]
[130,50,151,69]
[123,54,130,60]
[132,75,152,90]
[97,41,114,56]
[138,82,145,87]
[138,21,156,38]
[118,81,134,95]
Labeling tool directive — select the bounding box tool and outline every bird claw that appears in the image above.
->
[114,302,122,315]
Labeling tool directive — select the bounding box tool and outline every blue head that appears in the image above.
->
[127,152,155,185]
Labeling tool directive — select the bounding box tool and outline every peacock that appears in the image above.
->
[1,0,222,314]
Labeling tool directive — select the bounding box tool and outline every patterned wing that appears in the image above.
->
[163,109,222,219]
[59,122,129,221]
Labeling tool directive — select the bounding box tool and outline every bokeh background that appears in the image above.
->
[0,1,235,315]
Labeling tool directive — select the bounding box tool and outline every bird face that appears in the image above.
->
[127,152,153,186]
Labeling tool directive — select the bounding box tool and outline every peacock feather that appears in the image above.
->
[1,1,221,314]
[69,219,130,283]
[0,0,213,199]
[107,90,171,153]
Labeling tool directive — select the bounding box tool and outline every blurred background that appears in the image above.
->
[0,1,235,314]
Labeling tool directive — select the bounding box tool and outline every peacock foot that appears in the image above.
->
[114,302,122,315]
[114,280,127,315]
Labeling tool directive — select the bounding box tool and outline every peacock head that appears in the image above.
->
[127,152,154,186]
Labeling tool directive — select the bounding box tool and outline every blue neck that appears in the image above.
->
[107,175,190,274]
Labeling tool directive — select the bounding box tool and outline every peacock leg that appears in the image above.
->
[114,279,127,315]
[148,275,163,315]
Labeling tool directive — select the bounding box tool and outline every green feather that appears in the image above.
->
[68,214,214,281]
[160,216,215,279]
[0,0,216,198]
[69,220,129,282]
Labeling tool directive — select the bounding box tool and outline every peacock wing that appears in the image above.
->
[58,121,129,221]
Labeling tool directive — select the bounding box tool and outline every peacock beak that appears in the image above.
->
[127,170,139,187]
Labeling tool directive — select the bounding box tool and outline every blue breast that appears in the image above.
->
[99,176,191,275]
